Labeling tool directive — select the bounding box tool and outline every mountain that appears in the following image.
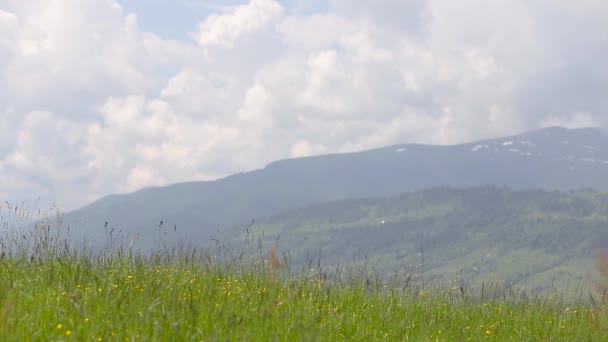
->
[62,126,608,247]
[238,186,608,292]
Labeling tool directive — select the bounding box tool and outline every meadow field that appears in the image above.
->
[1,207,608,341]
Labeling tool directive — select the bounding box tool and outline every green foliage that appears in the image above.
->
[241,186,608,293]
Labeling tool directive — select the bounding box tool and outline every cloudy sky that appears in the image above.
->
[1,0,607,211]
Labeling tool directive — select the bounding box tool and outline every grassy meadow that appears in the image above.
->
[2,205,608,341]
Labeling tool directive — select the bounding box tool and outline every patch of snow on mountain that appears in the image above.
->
[581,158,596,163]
[502,141,514,146]
[520,152,533,157]
[395,147,407,153]
[585,145,598,150]
[471,144,487,152]
[508,148,520,153]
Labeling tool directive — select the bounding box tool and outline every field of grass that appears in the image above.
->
[2,242,608,341]
[2,207,608,340]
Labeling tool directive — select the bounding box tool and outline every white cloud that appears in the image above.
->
[329,0,429,34]
[161,68,233,116]
[85,94,243,196]
[1,0,608,210]
[193,0,283,47]
[540,112,596,129]
[1,1,161,119]
[277,13,353,50]
[238,83,274,123]
[97,95,145,128]
[127,165,157,191]
[290,140,327,158]
[8,111,84,176]
[1,110,88,209]
[0,9,18,56]
[299,50,349,113]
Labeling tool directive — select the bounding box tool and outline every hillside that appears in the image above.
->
[234,186,608,292]
[62,126,608,248]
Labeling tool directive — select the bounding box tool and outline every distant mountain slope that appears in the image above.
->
[242,186,608,292]
[63,126,608,247]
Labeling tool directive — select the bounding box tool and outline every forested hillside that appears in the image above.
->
[232,186,608,292]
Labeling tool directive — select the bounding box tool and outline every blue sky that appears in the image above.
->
[118,0,212,41]
[0,0,607,210]
[118,0,329,41]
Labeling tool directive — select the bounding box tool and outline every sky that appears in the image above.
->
[0,0,607,211]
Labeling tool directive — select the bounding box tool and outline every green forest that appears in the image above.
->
[227,186,608,294]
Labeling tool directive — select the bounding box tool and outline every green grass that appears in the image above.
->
[2,243,608,341]
[2,206,608,340]
[0,260,607,341]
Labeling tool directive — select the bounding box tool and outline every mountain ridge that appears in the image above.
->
[62,125,608,248]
